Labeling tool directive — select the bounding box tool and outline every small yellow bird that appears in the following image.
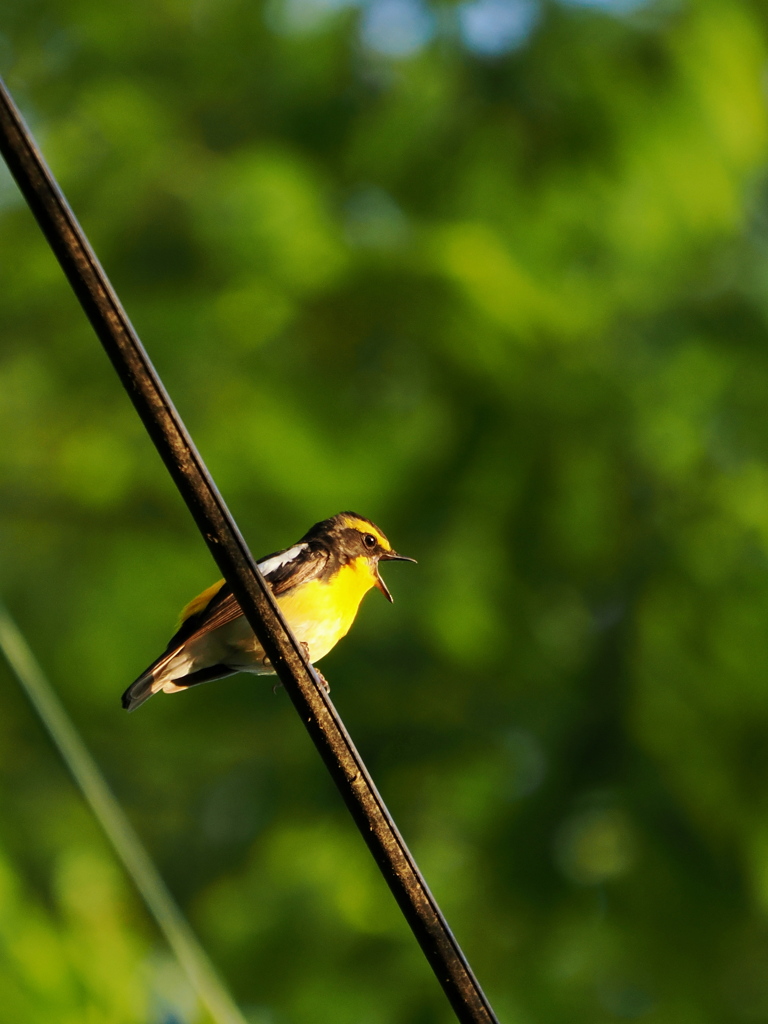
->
[122,512,414,711]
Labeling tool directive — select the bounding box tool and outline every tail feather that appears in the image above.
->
[121,669,159,712]
[121,643,183,712]
[121,652,238,712]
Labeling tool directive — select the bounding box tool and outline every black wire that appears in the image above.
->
[0,77,499,1024]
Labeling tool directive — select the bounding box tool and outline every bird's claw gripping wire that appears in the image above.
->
[301,642,330,693]
[273,648,330,694]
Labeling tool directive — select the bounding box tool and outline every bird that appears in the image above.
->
[121,512,415,711]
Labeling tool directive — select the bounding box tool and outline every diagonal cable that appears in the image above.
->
[0,602,250,1024]
[0,77,498,1024]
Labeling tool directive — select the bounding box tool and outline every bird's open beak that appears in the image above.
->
[375,550,417,602]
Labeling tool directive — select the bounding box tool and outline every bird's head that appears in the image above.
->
[304,512,416,601]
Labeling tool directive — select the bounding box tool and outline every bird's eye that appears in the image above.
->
[363,533,377,550]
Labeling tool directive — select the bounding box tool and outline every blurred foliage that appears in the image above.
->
[2,0,768,1020]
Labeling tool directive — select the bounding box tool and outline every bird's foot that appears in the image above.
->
[299,643,330,693]
[314,669,330,694]
[271,645,330,694]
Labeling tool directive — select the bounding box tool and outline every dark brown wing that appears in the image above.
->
[268,544,330,595]
[164,582,239,651]
[165,543,330,651]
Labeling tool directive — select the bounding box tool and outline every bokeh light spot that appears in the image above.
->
[558,0,649,13]
[458,0,539,55]
[360,0,436,57]
[554,805,637,885]
[344,186,410,249]
[276,0,357,34]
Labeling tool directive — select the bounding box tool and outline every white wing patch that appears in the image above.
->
[258,544,307,579]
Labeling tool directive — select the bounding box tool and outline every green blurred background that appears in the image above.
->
[2,0,768,1021]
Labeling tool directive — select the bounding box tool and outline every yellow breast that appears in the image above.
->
[276,556,376,663]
